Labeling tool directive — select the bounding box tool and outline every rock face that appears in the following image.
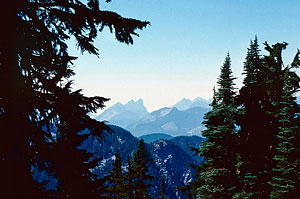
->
[126,107,210,137]
[80,125,204,199]
[95,99,148,128]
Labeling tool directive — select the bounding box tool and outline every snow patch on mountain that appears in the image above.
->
[164,155,172,163]
[153,139,168,149]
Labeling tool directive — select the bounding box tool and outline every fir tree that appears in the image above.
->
[197,53,238,198]
[104,151,127,199]
[0,0,148,198]
[126,154,134,199]
[160,176,165,199]
[269,51,300,199]
[235,37,269,198]
[237,39,299,198]
[132,139,154,199]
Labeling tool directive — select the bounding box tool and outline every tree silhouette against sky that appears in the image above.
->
[0,0,149,198]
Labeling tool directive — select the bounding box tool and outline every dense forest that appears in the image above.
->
[1,0,300,199]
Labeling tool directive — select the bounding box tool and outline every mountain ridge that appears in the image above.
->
[79,125,204,199]
[95,99,148,128]
[126,106,209,137]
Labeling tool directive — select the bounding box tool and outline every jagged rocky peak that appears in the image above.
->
[95,99,148,128]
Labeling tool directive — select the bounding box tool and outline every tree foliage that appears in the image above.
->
[0,0,148,198]
[103,151,127,198]
[132,139,154,199]
[269,51,300,199]
[196,53,238,198]
[185,38,300,199]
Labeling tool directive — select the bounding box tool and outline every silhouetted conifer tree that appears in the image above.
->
[236,39,300,198]
[126,154,134,199]
[132,139,154,199]
[160,176,165,199]
[104,151,127,198]
[269,51,300,199]
[0,0,148,198]
[235,37,270,198]
[197,54,238,198]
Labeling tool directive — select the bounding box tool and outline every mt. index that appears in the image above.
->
[95,99,148,128]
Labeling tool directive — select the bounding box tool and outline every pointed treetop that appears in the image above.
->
[216,53,236,105]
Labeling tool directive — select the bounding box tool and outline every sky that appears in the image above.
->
[70,0,300,113]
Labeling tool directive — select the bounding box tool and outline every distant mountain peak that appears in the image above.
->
[95,99,148,128]
[173,97,212,110]
[193,97,210,102]
[126,106,210,137]
[136,98,144,103]
[127,99,135,103]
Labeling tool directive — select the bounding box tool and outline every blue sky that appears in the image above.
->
[70,0,300,112]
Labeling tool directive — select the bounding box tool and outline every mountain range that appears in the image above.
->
[95,99,148,128]
[95,97,212,137]
[127,106,209,137]
[80,125,204,199]
[173,97,212,110]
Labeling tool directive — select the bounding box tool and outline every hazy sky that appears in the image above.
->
[70,0,300,113]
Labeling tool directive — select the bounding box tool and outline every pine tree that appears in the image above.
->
[132,139,154,199]
[269,51,300,199]
[104,151,127,199]
[0,0,148,198]
[197,53,238,198]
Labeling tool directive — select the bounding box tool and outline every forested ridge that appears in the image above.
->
[0,0,300,199]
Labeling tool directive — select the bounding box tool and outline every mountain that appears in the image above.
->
[173,97,212,110]
[173,98,193,111]
[80,125,202,199]
[126,107,209,137]
[189,97,212,109]
[34,125,205,198]
[170,136,206,163]
[139,133,174,143]
[95,99,148,128]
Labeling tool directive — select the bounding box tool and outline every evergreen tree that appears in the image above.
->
[132,139,154,199]
[104,151,127,199]
[235,37,270,198]
[160,176,165,199]
[237,39,299,198]
[126,154,134,199]
[269,51,300,199]
[196,53,238,198]
[0,0,148,198]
